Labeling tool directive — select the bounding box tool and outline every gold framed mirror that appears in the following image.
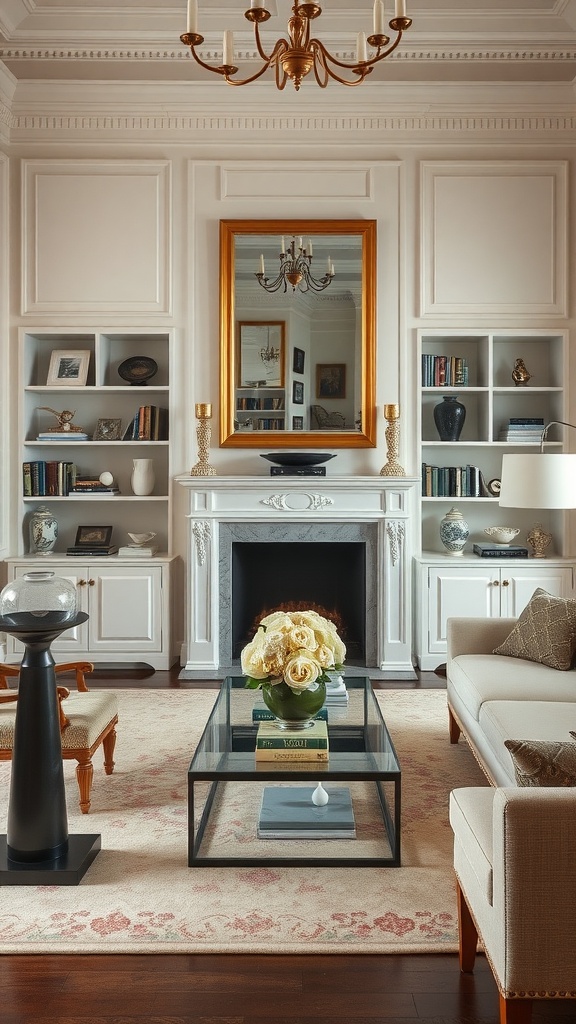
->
[219,219,377,448]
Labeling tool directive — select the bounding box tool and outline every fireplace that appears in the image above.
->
[177,475,418,679]
[224,525,376,664]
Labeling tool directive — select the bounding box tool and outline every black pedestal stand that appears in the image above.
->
[0,612,100,885]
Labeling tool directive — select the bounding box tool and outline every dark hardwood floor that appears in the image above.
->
[1,665,571,1023]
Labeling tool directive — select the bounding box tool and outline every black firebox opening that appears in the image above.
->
[231,542,366,663]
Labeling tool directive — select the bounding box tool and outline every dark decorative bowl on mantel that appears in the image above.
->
[260,453,336,476]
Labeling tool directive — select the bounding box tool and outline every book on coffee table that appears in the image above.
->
[255,720,329,761]
[257,785,356,839]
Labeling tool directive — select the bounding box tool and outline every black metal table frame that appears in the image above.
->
[187,679,401,868]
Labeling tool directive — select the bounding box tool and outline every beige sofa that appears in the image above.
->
[446,616,576,786]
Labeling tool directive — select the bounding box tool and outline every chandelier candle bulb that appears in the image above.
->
[186,0,198,33]
[357,31,368,62]
[308,239,313,255]
[374,0,385,36]
[259,254,265,275]
[281,236,285,254]
[223,30,234,65]
[395,0,407,17]
[251,0,265,7]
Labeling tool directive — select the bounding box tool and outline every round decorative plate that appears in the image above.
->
[118,356,158,385]
[260,453,336,467]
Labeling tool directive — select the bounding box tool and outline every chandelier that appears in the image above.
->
[181,1,412,92]
[260,330,281,366]
[257,236,334,294]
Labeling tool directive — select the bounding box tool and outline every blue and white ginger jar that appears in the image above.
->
[439,506,469,556]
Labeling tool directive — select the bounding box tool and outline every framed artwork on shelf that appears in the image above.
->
[292,415,304,430]
[293,347,305,374]
[316,363,346,400]
[74,525,113,547]
[46,350,91,387]
[93,418,123,441]
[238,321,285,388]
[292,381,304,405]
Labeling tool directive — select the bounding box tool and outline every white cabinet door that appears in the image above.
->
[7,562,90,656]
[88,565,162,654]
[427,565,498,654]
[503,566,574,617]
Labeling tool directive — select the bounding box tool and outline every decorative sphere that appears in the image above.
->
[99,471,114,487]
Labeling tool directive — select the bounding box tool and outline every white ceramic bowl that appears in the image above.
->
[483,526,520,546]
[127,532,157,546]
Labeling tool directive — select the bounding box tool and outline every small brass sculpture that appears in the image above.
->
[511,359,532,386]
[37,407,85,432]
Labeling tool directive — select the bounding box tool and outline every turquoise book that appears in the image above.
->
[258,786,356,840]
[252,704,328,722]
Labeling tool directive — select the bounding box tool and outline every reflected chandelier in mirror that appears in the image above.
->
[219,219,377,449]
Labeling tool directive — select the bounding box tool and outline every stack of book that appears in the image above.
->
[498,417,544,443]
[252,702,328,723]
[473,543,529,558]
[324,677,349,707]
[254,720,329,762]
[36,431,90,441]
[69,476,120,497]
[66,543,118,556]
[257,786,356,840]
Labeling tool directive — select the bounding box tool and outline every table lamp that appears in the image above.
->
[499,420,576,557]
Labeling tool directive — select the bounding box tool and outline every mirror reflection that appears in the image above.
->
[219,220,376,448]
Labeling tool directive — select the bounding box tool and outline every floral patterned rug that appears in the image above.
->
[0,688,487,953]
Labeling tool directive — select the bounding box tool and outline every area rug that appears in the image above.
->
[0,688,487,954]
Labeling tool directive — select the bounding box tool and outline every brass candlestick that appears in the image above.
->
[190,403,217,477]
[380,404,405,476]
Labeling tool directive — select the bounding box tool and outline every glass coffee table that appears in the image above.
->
[187,676,401,867]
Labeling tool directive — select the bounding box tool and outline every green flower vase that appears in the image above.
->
[261,679,326,730]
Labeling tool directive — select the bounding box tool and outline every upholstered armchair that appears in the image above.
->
[0,661,118,813]
[450,786,576,1023]
[310,405,346,429]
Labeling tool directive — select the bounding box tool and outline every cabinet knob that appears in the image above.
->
[78,579,87,587]
[492,579,500,587]
[502,578,510,587]
[88,578,95,586]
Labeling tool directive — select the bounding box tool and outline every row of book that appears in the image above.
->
[422,354,470,388]
[241,417,285,430]
[422,463,487,498]
[497,416,544,443]
[124,405,168,441]
[237,397,284,411]
[23,460,76,496]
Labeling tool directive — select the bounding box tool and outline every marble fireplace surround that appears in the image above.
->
[176,476,419,680]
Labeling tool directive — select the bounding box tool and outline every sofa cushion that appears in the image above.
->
[493,588,576,670]
[448,655,576,722]
[479,701,576,785]
[504,734,576,787]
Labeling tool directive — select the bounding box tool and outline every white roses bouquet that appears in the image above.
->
[241,608,346,694]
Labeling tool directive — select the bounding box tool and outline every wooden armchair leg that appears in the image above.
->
[76,756,94,814]
[457,882,478,973]
[499,994,532,1024]
[102,723,117,775]
[448,706,461,744]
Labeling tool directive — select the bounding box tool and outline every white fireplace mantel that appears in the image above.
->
[176,475,419,679]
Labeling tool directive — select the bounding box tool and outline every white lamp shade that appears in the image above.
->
[499,453,576,509]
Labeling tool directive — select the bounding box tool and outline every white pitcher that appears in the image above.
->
[131,458,155,496]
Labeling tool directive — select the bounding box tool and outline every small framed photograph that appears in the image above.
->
[292,415,304,430]
[316,363,346,400]
[292,380,304,405]
[74,525,113,547]
[47,350,91,387]
[293,347,305,374]
[93,418,123,441]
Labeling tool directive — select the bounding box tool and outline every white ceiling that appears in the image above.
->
[1,0,576,87]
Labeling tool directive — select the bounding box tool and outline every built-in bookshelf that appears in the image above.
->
[235,386,286,432]
[18,327,173,555]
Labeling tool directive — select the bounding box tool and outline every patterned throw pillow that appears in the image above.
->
[505,734,576,787]
[493,588,576,670]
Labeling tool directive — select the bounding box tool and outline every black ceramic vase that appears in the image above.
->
[433,396,466,441]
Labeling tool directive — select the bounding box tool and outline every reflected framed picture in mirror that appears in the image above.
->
[238,322,285,388]
[293,347,305,374]
[293,381,304,404]
[317,364,346,400]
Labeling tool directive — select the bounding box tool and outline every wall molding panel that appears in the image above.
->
[420,160,568,318]
[22,159,172,315]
